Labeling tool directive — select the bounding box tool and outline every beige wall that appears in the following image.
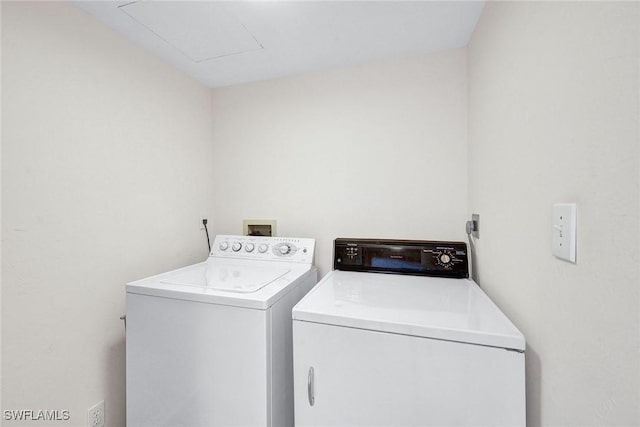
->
[1,2,215,426]
[209,49,469,275]
[468,1,639,425]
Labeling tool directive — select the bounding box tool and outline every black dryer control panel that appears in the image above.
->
[334,238,469,279]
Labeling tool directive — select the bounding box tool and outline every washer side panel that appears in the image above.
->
[126,293,268,427]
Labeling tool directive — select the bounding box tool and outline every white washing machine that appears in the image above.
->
[292,238,525,426]
[126,234,317,427]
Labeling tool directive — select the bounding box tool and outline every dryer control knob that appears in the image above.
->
[439,253,452,264]
[245,243,255,253]
[219,242,229,251]
[258,244,268,253]
[232,242,242,252]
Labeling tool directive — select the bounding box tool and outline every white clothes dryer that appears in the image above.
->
[292,238,525,427]
[126,235,317,427]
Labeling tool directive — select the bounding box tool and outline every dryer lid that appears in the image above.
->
[293,270,525,351]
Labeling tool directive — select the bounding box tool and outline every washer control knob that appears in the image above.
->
[258,243,268,253]
[245,243,255,253]
[232,242,242,252]
[439,253,452,264]
[279,244,291,255]
[219,242,229,251]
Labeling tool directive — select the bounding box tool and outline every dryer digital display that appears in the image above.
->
[369,248,423,271]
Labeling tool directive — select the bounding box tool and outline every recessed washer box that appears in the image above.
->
[243,219,277,237]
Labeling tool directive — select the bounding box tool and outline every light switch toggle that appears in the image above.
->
[552,203,577,263]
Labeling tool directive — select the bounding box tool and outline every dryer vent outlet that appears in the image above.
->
[88,400,105,427]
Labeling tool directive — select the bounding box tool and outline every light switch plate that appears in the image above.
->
[552,203,577,263]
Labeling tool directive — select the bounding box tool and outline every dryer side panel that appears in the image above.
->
[269,269,318,427]
[293,320,525,427]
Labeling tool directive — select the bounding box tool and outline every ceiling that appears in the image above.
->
[73,1,485,88]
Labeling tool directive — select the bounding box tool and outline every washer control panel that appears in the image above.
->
[211,235,315,264]
[334,238,468,278]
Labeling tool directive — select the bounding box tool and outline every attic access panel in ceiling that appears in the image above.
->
[119,1,263,62]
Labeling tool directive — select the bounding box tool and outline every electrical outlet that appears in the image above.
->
[465,214,479,238]
[199,216,207,230]
[471,214,479,238]
[88,400,105,427]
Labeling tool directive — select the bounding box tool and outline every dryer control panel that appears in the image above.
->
[211,235,315,264]
[334,238,468,278]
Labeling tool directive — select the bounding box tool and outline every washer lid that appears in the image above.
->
[292,270,525,351]
[127,258,314,309]
[160,263,290,293]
